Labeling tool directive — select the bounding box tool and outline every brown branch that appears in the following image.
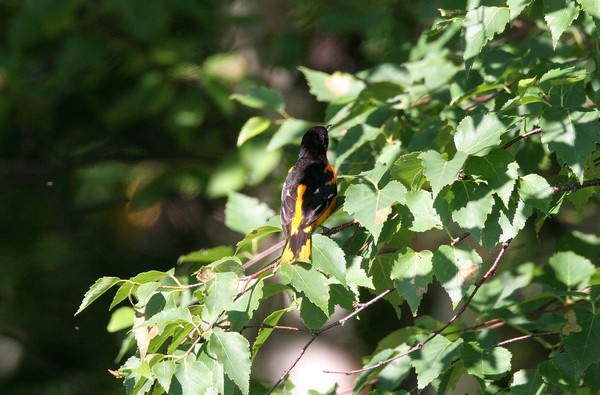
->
[451,231,471,246]
[464,89,504,111]
[267,287,395,393]
[324,239,512,375]
[502,127,542,149]
[551,178,600,194]
[495,331,560,347]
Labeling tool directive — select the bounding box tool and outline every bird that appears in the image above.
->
[280,125,337,264]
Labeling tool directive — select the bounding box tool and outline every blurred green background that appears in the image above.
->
[0,1,445,393]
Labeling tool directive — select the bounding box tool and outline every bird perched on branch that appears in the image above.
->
[280,125,337,264]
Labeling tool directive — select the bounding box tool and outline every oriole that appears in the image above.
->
[280,125,337,264]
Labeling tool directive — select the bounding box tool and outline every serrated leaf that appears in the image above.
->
[433,245,483,308]
[347,257,375,291]
[544,0,580,49]
[228,279,264,331]
[252,307,290,361]
[539,352,582,393]
[311,234,347,286]
[462,6,510,66]
[171,360,213,395]
[511,369,546,395]
[300,297,330,329]
[483,198,532,249]
[343,181,407,243]
[370,254,404,318]
[392,152,424,189]
[449,181,495,242]
[178,246,234,264]
[237,116,271,147]
[130,270,171,283]
[420,151,468,197]
[299,66,366,102]
[464,150,519,206]
[110,281,135,310]
[209,331,251,395]
[508,0,534,19]
[152,360,176,393]
[230,86,284,112]
[267,118,314,151]
[410,334,463,389]
[390,249,434,315]
[205,272,239,321]
[76,276,121,315]
[461,342,512,379]
[564,309,600,368]
[225,192,275,234]
[549,251,595,289]
[404,190,442,232]
[138,307,194,327]
[280,262,330,314]
[107,306,135,332]
[578,0,600,18]
[235,224,281,253]
[455,114,508,157]
[540,109,600,181]
[518,174,553,214]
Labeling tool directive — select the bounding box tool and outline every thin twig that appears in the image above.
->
[267,287,395,393]
[324,239,512,375]
[502,127,542,149]
[451,231,471,246]
[464,89,504,111]
[495,331,560,347]
[551,178,600,194]
[266,335,319,395]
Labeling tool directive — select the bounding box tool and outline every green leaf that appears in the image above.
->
[76,276,121,315]
[564,309,600,369]
[107,306,135,332]
[419,151,468,197]
[230,86,284,112]
[462,6,510,66]
[139,307,194,327]
[390,249,434,315]
[171,360,213,395]
[518,174,553,214]
[299,66,366,102]
[433,245,483,308]
[454,114,508,157]
[235,224,281,253]
[347,257,375,291]
[300,297,330,330]
[540,109,600,181]
[483,198,532,250]
[511,369,546,395]
[404,190,442,232]
[539,352,582,393]
[578,0,600,18]
[152,360,176,393]
[392,152,424,189]
[130,270,171,283]
[370,254,404,318]
[135,282,160,306]
[449,181,495,242]
[461,342,512,379]
[544,0,580,49]
[410,334,463,389]
[209,331,251,395]
[252,307,289,361]
[311,234,347,286]
[110,281,135,310]
[267,118,314,151]
[228,279,264,331]
[205,272,239,321]
[237,116,271,147]
[508,0,534,19]
[280,262,330,314]
[464,149,519,206]
[178,246,234,264]
[343,180,407,243]
[548,251,595,289]
[225,192,275,234]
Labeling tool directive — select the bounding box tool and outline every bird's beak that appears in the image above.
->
[325,124,332,131]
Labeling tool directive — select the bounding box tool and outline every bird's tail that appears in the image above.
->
[280,232,312,264]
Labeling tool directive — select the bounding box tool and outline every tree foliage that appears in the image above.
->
[74,0,600,393]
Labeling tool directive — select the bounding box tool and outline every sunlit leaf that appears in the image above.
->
[419,151,468,197]
[225,192,275,234]
[76,277,121,315]
[390,249,434,315]
[280,262,330,314]
[544,0,580,49]
[410,334,463,389]
[230,86,284,112]
[237,116,271,147]
[171,360,213,395]
[461,342,512,379]
[433,245,482,308]
[462,6,510,66]
[454,114,508,157]
[209,331,251,395]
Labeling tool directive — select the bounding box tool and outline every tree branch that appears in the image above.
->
[494,331,560,347]
[552,178,600,194]
[502,127,541,149]
[324,239,512,375]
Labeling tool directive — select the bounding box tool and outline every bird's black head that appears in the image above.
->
[299,125,331,158]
